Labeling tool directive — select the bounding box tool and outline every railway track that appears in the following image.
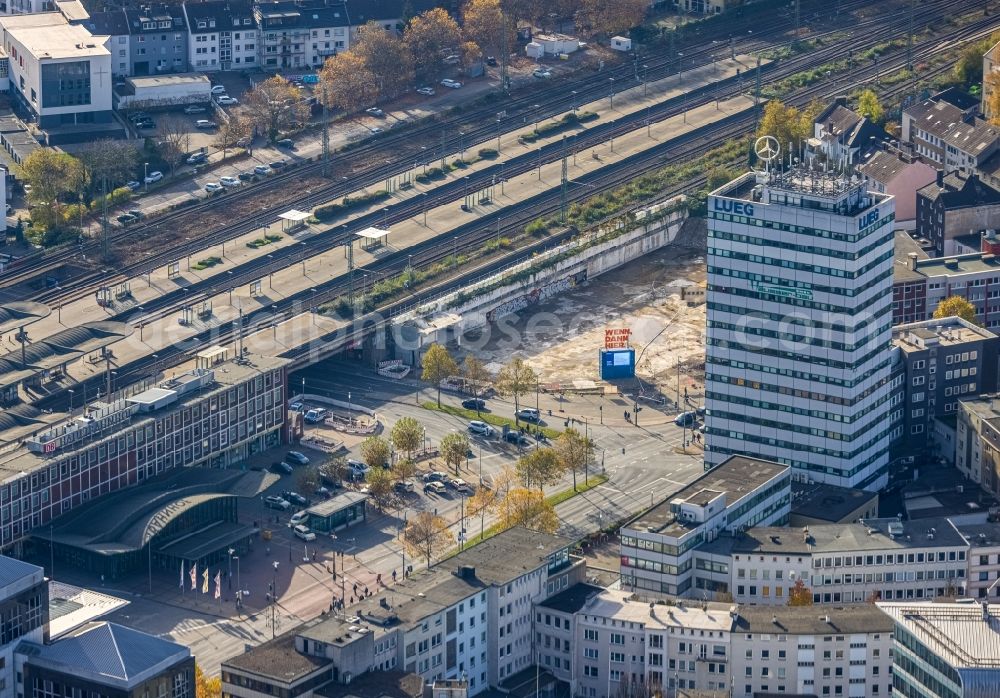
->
[31,9,976,411]
[3,0,928,300]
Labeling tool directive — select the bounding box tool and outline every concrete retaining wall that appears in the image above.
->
[396,196,688,354]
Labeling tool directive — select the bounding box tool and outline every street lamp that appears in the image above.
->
[608,78,615,109]
[143,162,149,191]
[271,560,280,638]
[228,548,235,590]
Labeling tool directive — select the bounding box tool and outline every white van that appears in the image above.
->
[304,408,327,424]
[468,420,494,436]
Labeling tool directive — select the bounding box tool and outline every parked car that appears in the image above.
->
[186,152,207,165]
[210,84,227,94]
[237,136,252,148]
[276,138,295,149]
[116,213,139,226]
[195,120,217,129]
[369,126,384,134]
[183,104,207,114]
[443,54,460,64]
[394,480,415,493]
[365,107,385,117]
[532,68,553,79]
[265,495,290,510]
[127,209,143,219]
[422,471,448,483]
[126,180,142,191]
[238,171,255,182]
[290,510,309,526]
[447,478,471,493]
[440,78,462,89]
[674,411,697,427]
[503,431,528,446]
[289,401,304,412]
[424,481,447,495]
[293,524,316,541]
[204,182,223,193]
[271,461,294,474]
[486,56,498,66]
[220,175,240,188]
[416,86,436,96]
[270,160,287,169]
[462,398,486,410]
[468,420,493,437]
[304,408,327,424]
[144,171,163,184]
[282,491,309,506]
[254,164,273,176]
[128,112,150,123]
[217,96,238,106]
[287,451,310,465]
[515,408,540,423]
[135,119,156,129]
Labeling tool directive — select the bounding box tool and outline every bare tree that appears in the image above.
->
[402,511,453,568]
[158,116,191,175]
[244,76,310,143]
[351,21,413,99]
[318,52,379,114]
[214,116,252,159]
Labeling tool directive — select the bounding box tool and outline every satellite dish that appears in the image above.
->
[754,136,781,171]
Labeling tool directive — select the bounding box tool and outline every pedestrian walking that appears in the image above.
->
[392,570,397,582]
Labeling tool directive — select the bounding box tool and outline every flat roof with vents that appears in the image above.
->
[625,455,789,535]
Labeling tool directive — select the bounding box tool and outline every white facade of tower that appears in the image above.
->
[704,167,895,490]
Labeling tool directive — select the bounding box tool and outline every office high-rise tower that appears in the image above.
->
[704,164,895,490]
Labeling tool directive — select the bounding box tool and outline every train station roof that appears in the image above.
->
[0,321,132,393]
[0,301,51,335]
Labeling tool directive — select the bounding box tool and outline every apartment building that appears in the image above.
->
[730,606,894,698]
[858,148,937,228]
[705,167,895,489]
[719,517,968,605]
[221,528,582,698]
[956,395,1000,499]
[124,4,187,75]
[902,90,997,172]
[891,317,999,449]
[534,583,603,685]
[80,10,130,76]
[809,97,886,165]
[574,589,733,698]
[953,519,1000,600]
[894,244,1000,329]
[880,601,1000,697]
[255,0,349,70]
[0,349,287,555]
[915,171,1000,257]
[619,456,791,598]
[182,0,255,71]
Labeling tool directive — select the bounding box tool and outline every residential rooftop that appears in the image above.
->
[789,480,878,524]
[893,317,997,353]
[625,455,788,538]
[879,601,1000,669]
[715,516,966,556]
[536,582,604,614]
[580,588,733,633]
[954,521,1000,549]
[734,604,893,636]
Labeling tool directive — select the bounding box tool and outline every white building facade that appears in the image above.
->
[705,168,896,490]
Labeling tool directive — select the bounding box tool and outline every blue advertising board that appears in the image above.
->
[599,348,635,380]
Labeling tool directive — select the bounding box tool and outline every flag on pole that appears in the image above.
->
[190,562,197,591]
[180,560,185,590]
[214,570,221,600]
[202,568,209,594]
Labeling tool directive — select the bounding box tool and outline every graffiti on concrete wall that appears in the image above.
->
[485,270,588,323]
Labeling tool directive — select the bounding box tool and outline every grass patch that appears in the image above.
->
[520,111,599,144]
[478,147,499,159]
[459,474,610,551]
[246,233,283,249]
[191,255,222,270]
[420,401,563,440]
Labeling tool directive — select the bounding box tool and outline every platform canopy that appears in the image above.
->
[279,209,311,222]
[356,226,389,240]
[0,301,51,335]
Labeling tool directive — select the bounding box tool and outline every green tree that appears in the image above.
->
[391,416,423,460]
[19,149,85,235]
[392,457,417,482]
[515,447,562,490]
[495,357,537,422]
[933,296,979,325]
[421,343,459,407]
[403,511,453,568]
[365,467,395,509]
[553,427,593,491]
[706,165,735,190]
[360,435,391,470]
[440,432,470,474]
[856,89,884,125]
[757,100,810,157]
[404,8,462,83]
